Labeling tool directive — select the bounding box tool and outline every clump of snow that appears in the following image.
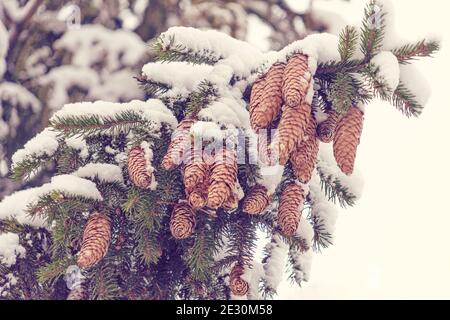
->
[54,24,146,72]
[198,95,250,129]
[0,233,26,267]
[39,66,99,110]
[190,121,224,141]
[296,216,314,246]
[399,64,432,107]
[140,141,158,190]
[65,136,89,159]
[51,99,178,132]
[0,82,42,113]
[290,248,313,283]
[371,51,400,92]
[241,261,264,300]
[0,20,8,78]
[73,163,124,185]
[142,61,213,95]
[37,175,103,202]
[262,234,289,291]
[12,128,59,167]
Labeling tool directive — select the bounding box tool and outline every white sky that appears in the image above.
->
[250,0,450,299]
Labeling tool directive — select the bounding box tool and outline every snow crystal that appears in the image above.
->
[0,233,26,267]
[73,163,124,185]
[12,128,59,167]
[51,99,178,131]
[371,51,400,92]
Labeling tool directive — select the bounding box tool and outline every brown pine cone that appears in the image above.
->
[278,184,304,237]
[170,203,196,240]
[162,119,195,170]
[291,115,319,184]
[128,146,153,189]
[67,286,87,300]
[207,149,237,209]
[223,190,239,211]
[250,63,285,130]
[272,103,311,165]
[242,185,270,215]
[282,54,312,108]
[229,264,249,296]
[317,111,342,143]
[183,152,209,195]
[188,188,208,209]
[333,106,364,175]
[77,213,111,269]
[249,76,266,113]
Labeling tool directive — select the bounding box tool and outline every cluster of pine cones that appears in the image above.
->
[250,53,364,237]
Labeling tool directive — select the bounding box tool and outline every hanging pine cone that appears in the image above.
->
[183,152,209,194]
[333,106,364,175]
[207,149,237,209]
[128,146,153,189]
[223,190,239,211]
[278,184,304,237]
[77,212,111,269]
[229,264,249,296]
[317,111,342,143]
[67,286,87,300]
[291,115,319,184]
[170,203,196,240]
[162,119,195,170]
[250,63,285,130]
[282,53,312,108]
[242,185,270,215]
[249,76,266,113]
[272,103,311,165]
[188,188,208,209]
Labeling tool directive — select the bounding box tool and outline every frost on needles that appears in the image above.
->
[0,0,440,300]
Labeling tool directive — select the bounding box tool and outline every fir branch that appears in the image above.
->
[392,39,440,64]
[36,256,76,285]
[391,82,424,117]
[339,26,359,61]
[361,63,393,101]
[186,80,218,115]
[311,215,334,252]
[11,154,54,181]
[360,0,386,60]
[151,36,219,65]
[317,167,357,208]
[88,259,121,300]
[316,59,364,80]
[50,111,150,138]
[135,74,171,97]
[329,73,355,113]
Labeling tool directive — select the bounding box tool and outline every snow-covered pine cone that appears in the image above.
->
[229,264,249,296]
[282,53,312,108]
[242,184,270,215]
[162,119,195,170]
[317,111,342,143]
[291,115,319,184]
[277,183,304,237]
[333,106,364,175]
[128,146,153,189]
[77,212,111,269]
[67,286,87,300]
[170,203,196,240]
[250,63,285,130]
[183,151,209,194]
[272,102,311,165]
[207,149,237,209]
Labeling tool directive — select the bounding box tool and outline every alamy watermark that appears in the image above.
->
[58,3,81,30]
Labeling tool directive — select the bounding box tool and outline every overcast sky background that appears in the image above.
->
[249,0,450,299]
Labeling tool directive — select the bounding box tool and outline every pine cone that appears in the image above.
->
[170,203,196,239]
[291,115,319,184]
[128,146,153,189]
[249,76,266,113]
[333,106,364,175]
[317,111,342,143]
[77,213,111,269]
[183,153,209,194]
[229,264,249,296]
[272,103,311,165]
[207,149,237,209]
[162,119,195,170]
[223,190,239,211]
[188,188,208,209]
[242,185,270,215]
[67,286,87,300]
[278,184,304,237]
[250,63,285,130]
[282,54,312,108]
